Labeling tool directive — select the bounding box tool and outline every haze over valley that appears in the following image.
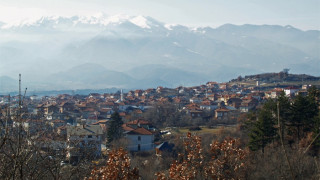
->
[0,14,319,92]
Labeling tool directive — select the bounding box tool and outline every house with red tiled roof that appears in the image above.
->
[207,94,217,101]
[59,101,75,113]
[122,123,135,132]
[43,104,59,116]
[219,83,228,90]
[215,107,230,119]
[76,102,87,110]
[123,119,156,151]
[200,100,217,111]
[284,86,300,97]
[239,98,259,112]
[184,103,200,111]
[190,97,201,103]
[125,119,155,130]
[190,110,203,118]
[126,127,154,151]
[134,90,143,97]
[227,98,242,109]
[91,120,109,132]
[270,88,284,99]
[206,82,219,88]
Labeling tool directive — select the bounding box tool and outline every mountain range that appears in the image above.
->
[0,14,319,92]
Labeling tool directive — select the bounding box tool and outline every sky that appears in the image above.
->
[0,0,319,30]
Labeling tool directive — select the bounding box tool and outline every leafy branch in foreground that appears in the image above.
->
[85,148,139,180]
[156,132,248,180]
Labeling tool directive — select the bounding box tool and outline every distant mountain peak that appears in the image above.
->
[0,14,163,30]
[164,24,180,30]
[285,25,293,29]
[129,15,151,29]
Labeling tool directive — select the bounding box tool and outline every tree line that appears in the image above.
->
[246,86,320,154]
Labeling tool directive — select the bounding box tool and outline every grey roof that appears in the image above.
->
[226,106,237,111]
[156,142,174,151]
[67,125,103,136]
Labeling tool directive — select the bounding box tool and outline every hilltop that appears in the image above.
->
[229,70,320,88]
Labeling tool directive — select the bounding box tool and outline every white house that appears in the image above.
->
[126,127,154,151]
[122,119,155,151]
[284,86,299,97]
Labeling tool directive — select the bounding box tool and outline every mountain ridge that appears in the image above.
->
[0,15,319,92]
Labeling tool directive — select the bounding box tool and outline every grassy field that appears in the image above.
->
[170,125,236,135]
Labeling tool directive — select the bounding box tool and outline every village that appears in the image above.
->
[0,71,317,167]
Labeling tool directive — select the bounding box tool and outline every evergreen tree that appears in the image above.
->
[308,86,320,154]
[307,86,320,102]
[289,94,318,141]
[248,100,277,153]
[107,112,124,144]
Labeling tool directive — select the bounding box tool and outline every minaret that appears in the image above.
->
[120,89,123,102]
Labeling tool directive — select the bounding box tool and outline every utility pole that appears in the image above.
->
[278,101,295,180]
[19,74,21,108]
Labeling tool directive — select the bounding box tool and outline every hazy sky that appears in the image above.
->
[0,0,319,30]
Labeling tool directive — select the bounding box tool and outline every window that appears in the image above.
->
[138,144,141,151]
[88,135,92,138]
[138,136,141,141]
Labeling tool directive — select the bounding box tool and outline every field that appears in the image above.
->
[167,125,237,135]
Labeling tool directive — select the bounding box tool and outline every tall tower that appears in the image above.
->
[120,89,123,102]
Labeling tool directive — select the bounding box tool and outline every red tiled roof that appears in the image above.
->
[285,86,299,90]
[100,108,112,113]
[201,101,211,106]
[127,127,153,135]
[122,124,134,131]
[83,108,95,112]
[272,88,283,92]
[126,119,151,125]
[117,102,125,106]
[215,107,230,112]
[105,102,115,106]
[185,103,200,110]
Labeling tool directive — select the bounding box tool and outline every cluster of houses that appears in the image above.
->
[0,81,315,162]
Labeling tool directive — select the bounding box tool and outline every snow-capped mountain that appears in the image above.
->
[0,14,164,32]
[0,14,319,92]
